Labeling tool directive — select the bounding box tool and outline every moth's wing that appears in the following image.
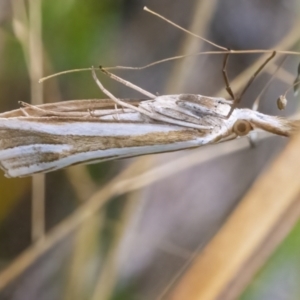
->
[0,117,205,177]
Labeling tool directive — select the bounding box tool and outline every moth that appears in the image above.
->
[0,68,298,178]
[0,7,299,178]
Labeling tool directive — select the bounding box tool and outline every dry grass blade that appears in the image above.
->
[170,130,300,300]
[12,0,45,241]
[165,0,219,93]
[28,0,45,242]
[91,189,146,300]
[63,214,103,300]
[0,132,273,291]
[215,20,300,98]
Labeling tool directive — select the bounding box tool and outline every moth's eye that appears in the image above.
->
[233,120,252,136]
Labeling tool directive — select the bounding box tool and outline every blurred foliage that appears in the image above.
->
[42,0,123,99]
[0,1,300,300]
[0,0,124,264]
[241,219,300,299]
[0,176,30,223]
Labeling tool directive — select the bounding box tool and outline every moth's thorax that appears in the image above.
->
[177,94,232,117]
[139,94,234,127]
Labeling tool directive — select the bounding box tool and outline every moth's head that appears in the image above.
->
[241,110,300,137]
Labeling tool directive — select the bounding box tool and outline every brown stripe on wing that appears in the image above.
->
[0,127,203,152]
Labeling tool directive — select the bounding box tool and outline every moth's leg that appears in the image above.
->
[19,101,40,108]
[18,101,89,118]
[238,51,276,103]
[252,55,287,111]
[100,66,156,99]
[92,68,211,130]
[248,131,258,148]
[18,101,51,116]
[222,52,235,100]
[92,67,181,122]
[91,67,157,119]
[200,129,235,145]
[113,104,121,121]
[20,108,30,116]
[226,51,276,118]
[88,108,96,117]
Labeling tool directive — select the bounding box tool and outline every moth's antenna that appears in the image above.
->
[143,6,227,51]
[39,67,92,83]
[252,56,288,111]
[281,79,300,98]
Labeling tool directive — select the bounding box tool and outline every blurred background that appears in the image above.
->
[0,0,300,299]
